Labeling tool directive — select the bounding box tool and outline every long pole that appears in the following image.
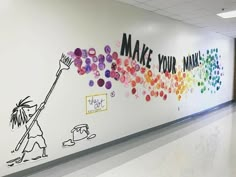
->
[15,70,62,151]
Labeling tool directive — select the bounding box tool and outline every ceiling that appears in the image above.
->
[115,0,236,38]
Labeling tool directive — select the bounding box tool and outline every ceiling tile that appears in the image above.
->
[115,0,236,37]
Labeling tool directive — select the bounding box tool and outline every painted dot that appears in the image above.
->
[98,54,105,63]
[77,67,86,75]
[116,58,122,65]
[105,81,112,89]
[155,91,159,97]
[148,70,152,77]
[146,95,151,102]
[112,52,118,60]
[98,63,105,70]
[105,70,111,78]
[74,58,83,67]
[88,48,96,57]
[132,88,136,94]
[106,54,113,63]
[120,75,125,83]
[89,80,94,87]
[135,76,141,83]
[85,65,91,73]
[82,49,88,58]
[97,79,105,87]
[131,80,136,87]
[135,64,140,71]
[111,62,117,70]
[74,48,82,57]
[140,67,146,74]
[109,70,114,78]
[92,56,98,62]
[104,45,111,54]
[114,72,120,80]
[91,63,97,71]
[94,70,100,77]
[85,58,91,65]
[124,58,129,66]
[151,90,155,96]
[160,91,164,97]
[163,94,167,101]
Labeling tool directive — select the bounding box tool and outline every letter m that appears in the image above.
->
[120,33,132,57]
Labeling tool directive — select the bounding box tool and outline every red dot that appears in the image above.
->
[140,67,146,74]
[160,91,164,97]
[146,95,151,102]
[163,94,167,100]
[132,88,136,94]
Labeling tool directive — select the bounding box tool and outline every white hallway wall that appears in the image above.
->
[0,0,234,176]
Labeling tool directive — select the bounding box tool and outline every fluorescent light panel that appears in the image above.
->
[217,10,236,18]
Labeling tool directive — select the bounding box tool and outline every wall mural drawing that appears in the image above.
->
[6,32,224,168]
[62,124,96,147]
[7,54,73,167]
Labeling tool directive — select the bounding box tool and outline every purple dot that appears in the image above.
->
[105,81,112,89]
[85,58,91,65]
[74,58,83,67]
[135,64,140,71]
[106,54,113,63]
[85,65,91,73]
[88,48,96,57]
[74,48,82,57]
[104,45,111,54]
[98,54,105,63]
[89,80,94,87]
[97,78,105,87]
[105,70,110,78]
[98,63,105,70]
[92,56,98,63]
[82,49,88,58]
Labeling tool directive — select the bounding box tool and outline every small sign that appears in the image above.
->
[86,93,107,114]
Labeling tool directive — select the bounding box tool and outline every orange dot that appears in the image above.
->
[178,95,181,101]
[151,80,155,86]
[151,90,155,96]
[124,58,129,66]
[148,70,152,77]
[155,91,159,97]
[131,80,136,87]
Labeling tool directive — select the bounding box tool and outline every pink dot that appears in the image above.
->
[120,75,125,83]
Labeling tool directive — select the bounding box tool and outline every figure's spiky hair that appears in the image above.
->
[10,96,32,129]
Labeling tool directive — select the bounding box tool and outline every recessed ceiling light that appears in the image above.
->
[217,10,236,18]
